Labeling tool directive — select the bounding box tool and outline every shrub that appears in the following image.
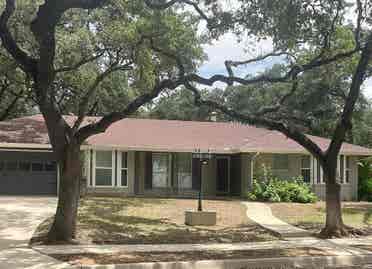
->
[358,158,372,201]
[246,177,318,203]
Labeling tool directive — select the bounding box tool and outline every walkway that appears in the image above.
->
[33,237,372,268]
[33,237,372,255]
[0,196,69,269]
[242,202,311,238]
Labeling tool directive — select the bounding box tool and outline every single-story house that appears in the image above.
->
[0,115,371,200]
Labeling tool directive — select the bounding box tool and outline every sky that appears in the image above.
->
[197,32,372,100]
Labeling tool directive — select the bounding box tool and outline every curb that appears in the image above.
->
[76,254,372,269]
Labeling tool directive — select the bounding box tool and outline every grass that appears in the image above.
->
[32,197,276,245]
[269,202,372,234]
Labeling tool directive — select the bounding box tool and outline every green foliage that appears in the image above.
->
[358,158,372,201]
[245,175,318,204]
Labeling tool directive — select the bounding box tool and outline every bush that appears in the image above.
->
[358,158,372,201]
[245,177,318,203]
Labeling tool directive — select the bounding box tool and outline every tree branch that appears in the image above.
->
[0,0,37,76]
[326,32,372,161]
[144,0,212,25]
[72,61,133,131]
[76,77,185,143]
[224,51,296,80]
[184,81,325,160]
[186,48,360,87]
[55,50,106,73]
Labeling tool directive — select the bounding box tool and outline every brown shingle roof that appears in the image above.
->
[0,114,370,155]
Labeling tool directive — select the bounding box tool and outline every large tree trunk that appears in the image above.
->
[322,181,346,237]
[320,164,355,237]
[47,141,81,243]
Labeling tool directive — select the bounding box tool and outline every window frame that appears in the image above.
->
[152,152,171,189]
[93,150,115,187]
[175,152,193,190]
[312,157,325,184]
[117,151,129,188]
[300,155,311,183]
[344,155,352,185]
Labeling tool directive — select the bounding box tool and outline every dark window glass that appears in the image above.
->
[95,169,112,186]
[19,162,31,171]
[121,152,127,169]
[6,161,18,171]
[301,169,311,183]
[31,162,44,171]
[0,161,4,171]
[45,162,57,171]
[121,169,128,187]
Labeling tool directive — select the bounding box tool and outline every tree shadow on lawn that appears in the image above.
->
[32,197,276,245]
[293,203,372,236]
[78,200,273,244]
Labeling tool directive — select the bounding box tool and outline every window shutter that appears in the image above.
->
[145,152,153,189]
[192,158,201,190]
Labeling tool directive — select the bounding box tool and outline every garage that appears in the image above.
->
[0,151,57,195]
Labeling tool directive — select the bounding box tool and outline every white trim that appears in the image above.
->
[0,142,370,156]
[117,151,129,188]
[300,155,311,183]
[344,155,352,185]
[93,149,115,187]
[320,164,324,184]
[240,148,372,156]
[0,143,52,149]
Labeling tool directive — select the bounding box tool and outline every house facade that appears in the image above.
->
[0,115,370,200]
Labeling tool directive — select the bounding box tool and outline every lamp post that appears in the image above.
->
[193,149,212,212]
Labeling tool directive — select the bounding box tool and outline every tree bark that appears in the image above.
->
[320,164,350,237]
[322,182,345,236]
[47,141,81,242]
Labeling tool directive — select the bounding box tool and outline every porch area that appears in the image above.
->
[134,152,249,198]
[83,150,359,201]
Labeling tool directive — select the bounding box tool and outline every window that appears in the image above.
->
[31,162,44,171]
[118,152,128,187]
[0,161,4,171]
[95,150,113,186]
[301,156,311,183]
[45,161,57,171]
[273,155,289,170]
[175,153,192,190]
[6,161,18,171]
[152,153,169,188]
[19,162,31,172]
[345,156,351,184]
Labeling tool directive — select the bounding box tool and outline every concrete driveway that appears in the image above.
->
[0,196,68,269]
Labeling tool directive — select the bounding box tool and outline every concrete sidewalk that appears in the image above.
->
[33,237,372,255]
[0,196,70,269]
[242,202,311,238]
[33,237,372,269]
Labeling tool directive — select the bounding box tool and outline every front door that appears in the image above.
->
[216,157,230,194]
